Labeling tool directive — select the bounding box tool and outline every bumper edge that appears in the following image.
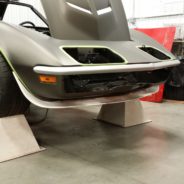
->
[33,60,180,76]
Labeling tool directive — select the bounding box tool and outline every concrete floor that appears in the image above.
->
[0,101,184,184]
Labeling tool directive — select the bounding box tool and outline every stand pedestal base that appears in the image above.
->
[97,100,151,127]
[0,115,45,163]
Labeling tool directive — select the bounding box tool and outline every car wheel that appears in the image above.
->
[0,54,30,118]
[164,85,184,101]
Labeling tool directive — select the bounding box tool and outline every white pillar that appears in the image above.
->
[97,100,151,127]
[0,115,45,163]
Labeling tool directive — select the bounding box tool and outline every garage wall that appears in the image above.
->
[4,0,184,27]
[4,0,184,39]
[123,0,184,19]
[3,0,46,26]
[20,0,45,16]
[123,0,184,39]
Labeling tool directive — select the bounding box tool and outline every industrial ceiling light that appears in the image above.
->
[97,7,112,15]
[67,2,92,14]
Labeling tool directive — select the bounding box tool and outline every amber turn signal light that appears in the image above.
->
[39,75,57,84]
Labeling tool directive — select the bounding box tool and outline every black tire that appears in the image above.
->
[164,59,184,101]
[164,85,184,101]
[0,54,30,118]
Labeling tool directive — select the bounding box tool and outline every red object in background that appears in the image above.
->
[135,27,176,102]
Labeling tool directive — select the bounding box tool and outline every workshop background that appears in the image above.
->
[1,1,184,184]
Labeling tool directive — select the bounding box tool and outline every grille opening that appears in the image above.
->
[139,46,171,60]
[64,69,170,94]
[63,47,125,64]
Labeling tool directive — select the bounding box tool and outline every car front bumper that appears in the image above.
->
[33,60,180,75]
[14,71,159,109]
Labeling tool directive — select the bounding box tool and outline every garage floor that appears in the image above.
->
[0,101,184,184]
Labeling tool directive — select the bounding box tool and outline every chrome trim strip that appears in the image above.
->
[33,60,180,75]
[13,72,158,109]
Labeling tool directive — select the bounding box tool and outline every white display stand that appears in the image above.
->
[97,100,151,127]
[0,115,45,163]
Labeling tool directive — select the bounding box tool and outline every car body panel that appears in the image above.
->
[13,71,159,109]
[41,0,131,41]
[0,0,180,107]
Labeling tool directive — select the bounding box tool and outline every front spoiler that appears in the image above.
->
[13,72,158,109]
[33,60,180,75]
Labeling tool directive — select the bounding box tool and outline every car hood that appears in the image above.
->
[41,0,131,41]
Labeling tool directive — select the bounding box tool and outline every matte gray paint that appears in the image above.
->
[0,0,180,105]
[13,72,159,109]
[0,22,179,100]
[41,0,131,41]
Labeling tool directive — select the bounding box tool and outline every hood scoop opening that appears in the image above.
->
[139,46,171,60]
[63,47,126,64]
